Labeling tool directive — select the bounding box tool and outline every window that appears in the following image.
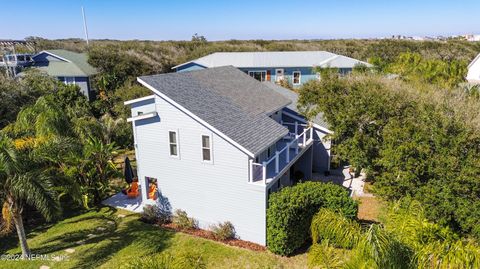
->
[64,77,75,85]
[201,135,211,161]
[168,131,178,157]
[248,71,267,82]
[137,111,143,116]
[292,71,301,85]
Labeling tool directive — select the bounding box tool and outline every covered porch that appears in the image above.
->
[249,123,314,186]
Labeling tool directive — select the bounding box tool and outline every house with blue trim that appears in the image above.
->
[17,49,98,100]
[120,66,332,245]
[173,51,371,87]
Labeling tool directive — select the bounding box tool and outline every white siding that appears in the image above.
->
[132,95,267,245]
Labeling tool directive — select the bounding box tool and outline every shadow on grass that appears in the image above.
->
[73,218,174,268]
[26,208,174,268]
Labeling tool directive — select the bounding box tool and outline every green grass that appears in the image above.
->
[0,207,306,269]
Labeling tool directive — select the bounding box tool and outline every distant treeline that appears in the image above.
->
[30,37,480,67]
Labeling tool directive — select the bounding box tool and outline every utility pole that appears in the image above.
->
[82,6,89,46]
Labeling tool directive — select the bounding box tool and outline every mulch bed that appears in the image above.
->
[161,223,266,252]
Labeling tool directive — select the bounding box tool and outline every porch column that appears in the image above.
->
[249,159,253,182]
[275,151,279,173]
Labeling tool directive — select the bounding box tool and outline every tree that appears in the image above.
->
[66,137,119,206]
[0,134,60,258]
[298,73,480,238]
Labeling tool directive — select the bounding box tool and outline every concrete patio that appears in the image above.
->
[102,188,159,213]
[312,165,372,197]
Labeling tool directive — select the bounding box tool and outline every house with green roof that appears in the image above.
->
[24,49,98,100]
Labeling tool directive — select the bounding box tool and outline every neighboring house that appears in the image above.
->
[18,49,98,100]
[173,51,371,87]
[125,66,332,245]
[0,53,33,77]
[467,53,480,84]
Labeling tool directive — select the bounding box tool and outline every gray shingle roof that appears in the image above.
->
[262,82,330,130]
[138,66,291,156]
[173,51,372,69]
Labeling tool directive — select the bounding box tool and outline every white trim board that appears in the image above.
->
[32,50,72,63]
[124,95,155,105]
[137,77,255,158]
[127,111,157,122]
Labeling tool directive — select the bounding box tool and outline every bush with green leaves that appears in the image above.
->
[173,209,198,230]
[266,182,358,256]
[141,204,171,225]
[210,221,236,241]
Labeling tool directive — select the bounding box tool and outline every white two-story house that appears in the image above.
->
[124,66,332,245]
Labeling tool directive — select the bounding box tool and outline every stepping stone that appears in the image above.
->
[117,214,126,218]
[87,233,97,238]
[65,248,75,254]
[75,240,86,245]
[40,266,50,269]
[107,220,115,225]
[96,227,106,231]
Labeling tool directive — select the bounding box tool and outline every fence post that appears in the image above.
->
[295,121,298,135]
[303,132,306,146]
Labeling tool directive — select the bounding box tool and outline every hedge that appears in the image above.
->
[266,182,358,256]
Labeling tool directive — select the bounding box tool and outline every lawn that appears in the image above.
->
[0,207,306,269]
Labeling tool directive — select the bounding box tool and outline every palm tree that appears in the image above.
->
[0,134,60,258]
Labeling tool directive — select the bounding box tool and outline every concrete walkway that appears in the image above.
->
[312,165,373,197]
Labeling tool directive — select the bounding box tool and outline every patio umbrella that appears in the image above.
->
[124,157,134,184]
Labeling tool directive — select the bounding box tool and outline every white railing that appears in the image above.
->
[249,126,313,184]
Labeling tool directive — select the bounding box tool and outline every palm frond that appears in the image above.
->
[10,173,60,221]
[311,208,361,248]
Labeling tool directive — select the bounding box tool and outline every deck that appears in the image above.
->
[250,126,314,185]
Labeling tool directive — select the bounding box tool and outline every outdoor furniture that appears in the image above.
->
[127,181,139,198]
[148,184,157,200]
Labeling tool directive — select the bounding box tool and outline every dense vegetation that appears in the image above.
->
[30,37,480,64]
[266,182,358,256]
[0,72,122,257]
[308,200,480,268]
[298,70,480,241]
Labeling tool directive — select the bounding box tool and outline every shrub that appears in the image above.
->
[124,251,206,269]
[173,209,198,230]
[211,221,236,241]
[266,182,358,256]
[141,204,171,225]
[311,208,362,249]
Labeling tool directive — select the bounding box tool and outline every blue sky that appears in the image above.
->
[2,0,479,40]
